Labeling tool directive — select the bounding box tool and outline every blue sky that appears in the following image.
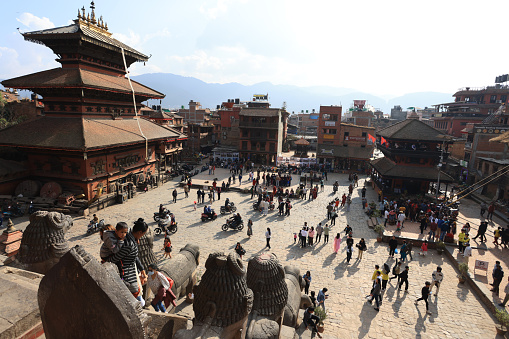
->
[1,0,508,97]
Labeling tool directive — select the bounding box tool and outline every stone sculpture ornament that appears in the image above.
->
[160,243,200,301]
[283,265,312,328]
[17,211,73,274]
[174,251,254,339]
[38,245,147,339]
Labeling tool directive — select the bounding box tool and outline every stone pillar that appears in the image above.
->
[0,219,23,258]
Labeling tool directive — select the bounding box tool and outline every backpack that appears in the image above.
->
[392,264,398,275]
[383,263,390,275]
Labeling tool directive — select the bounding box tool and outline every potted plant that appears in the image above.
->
[374,224,385,242]
[436,241,446,254]
[457,262,469,283]
[495,308,509,335]
[313,306,327,333]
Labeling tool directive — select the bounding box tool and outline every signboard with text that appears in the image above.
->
[324,121,336,126]
[345,136,366,142]
[474,260,489,275]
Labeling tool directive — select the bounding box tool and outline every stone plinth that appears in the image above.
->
[0,219,22,257]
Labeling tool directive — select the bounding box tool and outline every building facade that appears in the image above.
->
[370,119,454,195]
[239,104,288,165]
[0,5,185,198]
[316,105,375,171]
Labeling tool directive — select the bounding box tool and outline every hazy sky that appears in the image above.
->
[1,0,508,97]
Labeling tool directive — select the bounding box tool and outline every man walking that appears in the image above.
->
[473,221,488,243]
[430,266,443,296]
[389,236,398,258]
[317,288,328,311]
[414,281,432,315]
[323,224,330,244]
[492,261,505,295]
[487,203,495,221]
[172,189,177,203]
[398,266,410,293]
[316,223,323,244]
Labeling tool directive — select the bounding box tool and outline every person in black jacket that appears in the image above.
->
[414,281,432,315]
[473,221,488,243]
[398,266,409,292]
[492,262,505,295]
[389,236,398,258]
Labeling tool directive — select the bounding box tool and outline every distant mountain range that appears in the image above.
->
[132,73,454,115]
[1,73,454,115]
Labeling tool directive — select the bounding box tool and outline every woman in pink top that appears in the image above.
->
[308,227,315,246]
[333,233,342,253]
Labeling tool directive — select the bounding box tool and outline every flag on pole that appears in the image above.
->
[368,134,376,144]
[381,137,387,145]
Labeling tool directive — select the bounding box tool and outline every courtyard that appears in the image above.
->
[12,168,500,338]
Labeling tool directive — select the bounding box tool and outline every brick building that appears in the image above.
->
[316,105,375,171]
[239,103,288,165]
[178,100,211,124]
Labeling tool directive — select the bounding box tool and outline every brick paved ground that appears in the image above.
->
[10,171,500,338]
[385,195,509,308]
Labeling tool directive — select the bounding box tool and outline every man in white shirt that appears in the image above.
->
[430,266,444,296]
[398,212,406,228]
[301,228,309,248]
[463,243,472,264]
[384,210,390,226]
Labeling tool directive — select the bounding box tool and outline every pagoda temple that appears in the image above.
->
[0,3,186,199]
[370,118,455,196]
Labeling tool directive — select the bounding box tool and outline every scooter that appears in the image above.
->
[87,219,105,234]
[220,202,237,215]
[201,209,217,222]
[221,217,244,231]
[154,220,178,236]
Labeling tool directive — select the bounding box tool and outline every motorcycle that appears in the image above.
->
[153,209,170,222]
[201,209,217,222]
[87,219,105,234]
[2,204,23,218]
[220,202,237,215]
[253,201,275,211]
[221,217,244,231]
[154,220,178,236]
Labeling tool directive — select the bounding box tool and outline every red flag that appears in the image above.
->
[381,137,387,145]
[368,134,376,143]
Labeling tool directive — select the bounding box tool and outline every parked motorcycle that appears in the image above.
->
[220,202,237,215]
[154,220,178,236]
[252,201,275,211]
[153,209,170,222]
[201,210,217,222]
[87,219,105,234]
[221,217,244,231]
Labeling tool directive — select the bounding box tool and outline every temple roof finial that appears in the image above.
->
[90,1,96,24]
[78,9,81,19]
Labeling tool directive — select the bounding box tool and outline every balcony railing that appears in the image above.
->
[239,122,279,129]
[377,142,448,158]
[465,142,472,149]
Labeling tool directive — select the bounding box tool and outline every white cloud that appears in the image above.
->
[113,30,142,49]
[16,13,55,31]
[199,0,246,19]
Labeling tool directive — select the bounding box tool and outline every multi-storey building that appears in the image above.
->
[178,100,211,124]
[431,80,509,137]
[316,105,375,171]
[0,5,185,198]
[371,118,454,195]
[238,97,288,165]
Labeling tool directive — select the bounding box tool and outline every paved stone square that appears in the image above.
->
[12,172,499,338]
